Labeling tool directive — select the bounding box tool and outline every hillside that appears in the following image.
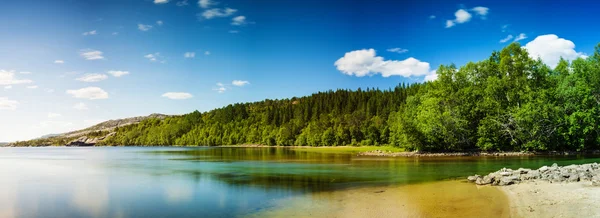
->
[10,113,169,146]
[13,43,600,151]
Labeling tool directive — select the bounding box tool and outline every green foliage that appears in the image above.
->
[77,42,600,152]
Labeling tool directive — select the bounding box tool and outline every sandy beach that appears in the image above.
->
[501,182,600,218]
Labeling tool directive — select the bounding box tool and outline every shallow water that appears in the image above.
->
[1,147,599,218]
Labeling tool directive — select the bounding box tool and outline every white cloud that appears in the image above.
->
[334,49,431,78]
[27,85,38,89]
[19,71,31,74]
[144,53,164,63]
[424,70,438,82]
[76,74,108,82]
[162,92,193,100]
[429,15,436,19]
[200,8,237,19]
[0,97,18,110]
[502,24,509,32]
[198,0,216,8]
[0,70,33,85]
[48,113,62,118]
[387,48,408,54]
[471,6,489,16]
[74,102,89,110]
[54,60,64,64]
[524,34,587,68]
[231,16,246,25]
[82,30,97,36]
[232,80,249,86]
[66,87,109,100]
[184,52,195,58]
[4,86,12,90]
[154,0,169,4]
[176,0,189,6]
[204,51,211,55]
[214,83,226,93]
[446,7,489,28]
[107,70,129,77]
[79,49,104,60]
[499,35,513,43]
[138,24,153,31]
[46,89,55,93]
[514,33,527,42]
[454,9,472,23]
[157,20,164,26]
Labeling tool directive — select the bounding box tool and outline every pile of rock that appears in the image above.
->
[467,163,600,186]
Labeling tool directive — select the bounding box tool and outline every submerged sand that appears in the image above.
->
[501,182,600,218]
[248,180,509,218]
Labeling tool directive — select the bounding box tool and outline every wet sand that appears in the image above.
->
[249,180,509,218]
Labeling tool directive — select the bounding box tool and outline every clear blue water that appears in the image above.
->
[1,147,599,218]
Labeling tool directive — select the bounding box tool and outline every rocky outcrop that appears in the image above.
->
[467,163,600,186]
[66,132,116,146]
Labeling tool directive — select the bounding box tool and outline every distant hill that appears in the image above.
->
[10,113,170,146]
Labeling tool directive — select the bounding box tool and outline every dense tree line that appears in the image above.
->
[100,43,600,151]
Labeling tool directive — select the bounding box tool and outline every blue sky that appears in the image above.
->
[0,0,598,141]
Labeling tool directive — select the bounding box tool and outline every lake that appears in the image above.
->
[1,147,599,218]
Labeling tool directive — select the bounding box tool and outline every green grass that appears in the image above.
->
[290,146,406,154]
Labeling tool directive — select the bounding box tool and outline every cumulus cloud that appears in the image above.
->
[19,71,31,75]
[4,86,12,90]
[48,113,62,118]
[162,92,193,99]
[200,8,237,19]
[0,97,18,110]
[27,85,38,89]
[214,83,226,93]
[107,70,129,77]
[198,0,216,8]
[54,60,64,64]
[80,49,104,60]
[524,34,587,68]
[387,48,408,54]
[424,70,438,82]
[232,80,249,86]
[446,6,488,28]
[514,33,527,42]
[0,70,33,85]
[76,74,108,82]
[334,49,431,78]
[429,15,436,19]
[184,52,195,58]
[499,35,513,43]
[231,16,246,25]
[157,20,163,26]
[138,24,153,31]
[82,30,97,36]
[176,0,188,6]
[66,87,109,100]
[154,0,169,4]
[74,102,89,110]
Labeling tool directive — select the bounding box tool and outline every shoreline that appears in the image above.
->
[4,144,600,157]
[469,163,600,217]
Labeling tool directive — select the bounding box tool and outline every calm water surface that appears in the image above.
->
[1,147,599,218]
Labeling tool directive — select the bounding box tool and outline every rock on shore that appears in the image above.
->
[467,163,600,186]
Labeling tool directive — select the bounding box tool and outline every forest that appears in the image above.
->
[97,43,599,151]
